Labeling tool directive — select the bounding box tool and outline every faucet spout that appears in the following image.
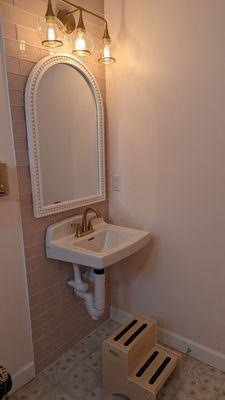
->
[80,207,101,236]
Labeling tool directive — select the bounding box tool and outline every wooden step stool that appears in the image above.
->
[103,315,180,400]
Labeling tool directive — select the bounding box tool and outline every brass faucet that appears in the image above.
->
[74,207,102,238]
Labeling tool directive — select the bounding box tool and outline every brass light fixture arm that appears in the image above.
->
[61,0,108,28]
[42,0,115,61]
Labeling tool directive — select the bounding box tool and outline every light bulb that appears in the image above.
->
[98,39,116,65]
[71,9,94,57]
[97,25,116,65]
[72,28,94,56]
[47,23,57,42]
[102,42,111,59]
[74,30,86,52]
[40,17,65,48]
[37,0,65,48]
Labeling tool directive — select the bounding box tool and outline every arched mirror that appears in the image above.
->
[25,54,105,218]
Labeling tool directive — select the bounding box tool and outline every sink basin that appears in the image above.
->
[46,214,151,269]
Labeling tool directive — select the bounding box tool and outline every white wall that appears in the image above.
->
[105,0,225,360]
[0,18,34,391]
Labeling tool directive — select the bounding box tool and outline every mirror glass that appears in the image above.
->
[36,63,98,206]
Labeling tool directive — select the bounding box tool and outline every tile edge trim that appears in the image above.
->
[11,361,35,393]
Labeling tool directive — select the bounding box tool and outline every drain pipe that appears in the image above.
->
[68,264,105,320]
[68,264,89,292]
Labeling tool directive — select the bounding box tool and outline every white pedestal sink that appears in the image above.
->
[46,214,151,320]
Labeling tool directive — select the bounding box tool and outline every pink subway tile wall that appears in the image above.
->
[0,0,110,373]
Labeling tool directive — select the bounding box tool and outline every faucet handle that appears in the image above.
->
[75,223,82,237]
[71,222,82,237]
[87,217,95,232]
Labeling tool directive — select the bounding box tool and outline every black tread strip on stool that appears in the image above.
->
[124,323,148,347]
[136,351,159,377]
[149,357,171,385]
[114,319,138,342]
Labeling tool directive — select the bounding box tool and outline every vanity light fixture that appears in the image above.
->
[97,25,116,65]
[72,9,94,57]
[38,0,116,64]
[37,0,65,48]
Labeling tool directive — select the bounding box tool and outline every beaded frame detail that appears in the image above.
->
[25,54,106,218]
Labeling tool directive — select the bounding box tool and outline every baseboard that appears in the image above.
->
[110,306,225,372]
[11,362,35,394]
[110,306,131,325]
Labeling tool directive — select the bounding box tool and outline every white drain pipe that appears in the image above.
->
[69,264,89,292]
[68,264,105,320]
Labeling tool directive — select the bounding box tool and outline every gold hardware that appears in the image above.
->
[76,9,85,31]
[103,24,111,41]
[0,162,9,197]
[76,224,94,238]
[57,9,76,34]
[73,207,101,238]
[71,222,93,238]
[59,1,108,31]
[87,217,97,231]
[75,223,82,237]
[81,207,101,233]
[45,0,55,19]
[71,222,82,237]
[41,0,116,63]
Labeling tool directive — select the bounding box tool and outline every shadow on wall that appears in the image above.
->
[115,0,141,68]
[110,237,157,310]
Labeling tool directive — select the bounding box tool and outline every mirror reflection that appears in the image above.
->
[36,63,98,206]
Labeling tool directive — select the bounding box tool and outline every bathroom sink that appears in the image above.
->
[46,215,151,269]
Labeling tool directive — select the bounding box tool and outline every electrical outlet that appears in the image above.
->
[112,175,121,192]
[185,347,192,357]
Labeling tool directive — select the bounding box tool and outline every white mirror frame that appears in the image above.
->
[25,54,105,218]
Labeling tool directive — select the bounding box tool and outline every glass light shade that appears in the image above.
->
[97,38,116,65]
[72,28,94,57]
[37,16,65,48]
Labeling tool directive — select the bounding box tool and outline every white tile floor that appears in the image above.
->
[11,319,225,400]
